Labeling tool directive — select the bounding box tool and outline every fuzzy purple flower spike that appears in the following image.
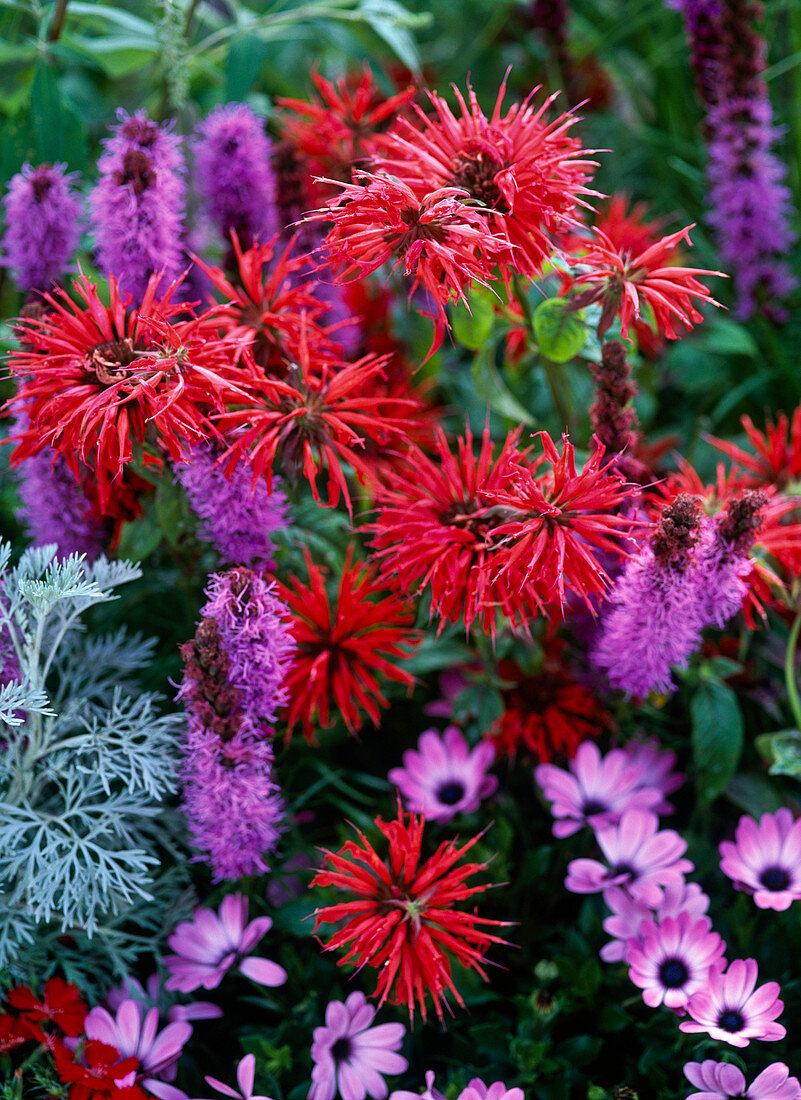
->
[90,109,186,301]
[2,162,82,291]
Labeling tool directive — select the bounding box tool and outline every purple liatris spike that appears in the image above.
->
[193,103,277,247]
[697,489,766,626]
[178,567,296,880]
[591,495,709,697]
[1,163,82,291]
[176,444,289,570]
[90,109,186,301]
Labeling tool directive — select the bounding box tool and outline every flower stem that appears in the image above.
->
[510,272,571,428]
[785,610,801,732]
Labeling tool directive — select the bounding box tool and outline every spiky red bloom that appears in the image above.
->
[193,233,339,375]
[368,425,548,638]
[7,978,88,1038]
[373,74,597,282]
[571,225,724,340]
[709,408,801,489]
[318,173,509,355]
[489,644,608,762]
[277,548,420,741]
[481,431,637,610]
[277,67,416,186]
[312,805,508,1022]
[219,314,420,512]
[6,274,244,511]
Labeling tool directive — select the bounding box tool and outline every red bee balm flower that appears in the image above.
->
[373,75,597,281]
[312,805,509,1022]
[6,273,244,511]
[277,548,420,740]
[572,225,724,340]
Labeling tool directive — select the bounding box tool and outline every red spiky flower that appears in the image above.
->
[6,273,244,512]
[318,173,509,354]
[277,67,416,186]
[312,804,509,1022]
[708,407,801,489]
[571,224,724,340]
[277,547,420,741]
[219,317,419,512]
[373,73,598,282]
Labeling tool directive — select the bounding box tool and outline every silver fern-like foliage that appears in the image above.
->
[0,543,184,968]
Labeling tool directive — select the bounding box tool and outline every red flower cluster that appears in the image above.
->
[277,547,420,740]
[312,804,509,1021]
[6,273,244,512]
[368,425,636,637]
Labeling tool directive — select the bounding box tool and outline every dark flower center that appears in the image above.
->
[114,149,157,195]
[581,798,608,817]
[759,865,791,892]
[437,781,466,806]
[450,148,508,212]
[30,167,55,202]
[609,863,637,882]
[658,958,689,988]
[331,1037,352,1063]
[120,117,158,146]
[88,337,143,386]
[718,1009,745,1033]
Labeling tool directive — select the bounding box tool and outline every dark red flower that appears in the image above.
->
[0,1012,35,1053]
[373,74,597,282]
[7,978,87,1037]
[571,224,724,341]
[53,1039,145,1100]
[277,67,416,186]
[218,317,420,512]
[5,273,245,512]
[277,547,420,740]
[312,804,509,1022]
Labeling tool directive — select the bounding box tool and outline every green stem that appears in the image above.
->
[785,611,801,732]
[46,0,70,42]
[510,273,571,428]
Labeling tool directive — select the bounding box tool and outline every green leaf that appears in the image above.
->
[725,773,786,816]
[31,61,69,162]
[471,344,535,426]
[451,287,496,351]
[355,0,426,71]
[532,298,587,363]
[115,502,162,562]
[695,317,758,359]
[154,477,186,550]
[690,678,744,803]
[755,729,801,778]
[225,35,269,100]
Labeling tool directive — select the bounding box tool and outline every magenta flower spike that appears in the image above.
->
[536,742,663,839]
[203,1054,273,1100]
[627,912,726,1011]
[719,807,801,911]
[2,162,82,291]
[164,893,287,994]
[388,725,498,823]
[83,998,192,1100]
[684,1059,801,1100]
[679,957,785,1047]
[565,809,693,906]
[15,445,107,561]
[308,991,408,1100]
[176,445,289,570]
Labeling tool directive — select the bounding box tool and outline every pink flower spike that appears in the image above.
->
[565,809,692,906]
[627,912,726,1011]
[165,893,287,994]
[388,726,498,823]
[684,1059,801,1099]
[679,958,785,1047]
[536,741,663,838]
[204,1053,273,1100]
[719,808,801,911]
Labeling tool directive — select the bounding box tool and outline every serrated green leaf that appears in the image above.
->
[691,679,744,803]
[533,298,586,363]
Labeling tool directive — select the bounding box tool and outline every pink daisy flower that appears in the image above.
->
[535,741,663,839]
[388,726,498,823]
[679,958,786,1047]
[308,991,408,1100]
[621,737,684,814]
[683,1059,801,1100]
[601,880,710,963]
[627,912,726,1011]
[459,1082,524,1100]
[83,998,192,1100]
[164,894,287,994]
[203,1053,272,1100]
[719,808,801,911]
[565,809,692,906]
